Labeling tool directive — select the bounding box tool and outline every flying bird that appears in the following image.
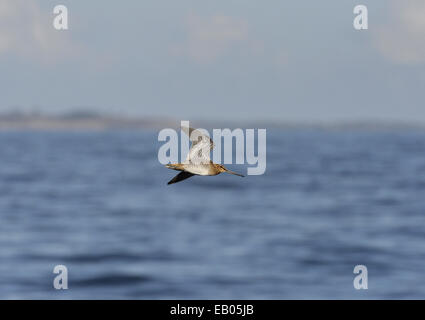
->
[165,127,244,185]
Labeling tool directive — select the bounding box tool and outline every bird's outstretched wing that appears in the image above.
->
[167,171,195,185]
[182,127,214,164]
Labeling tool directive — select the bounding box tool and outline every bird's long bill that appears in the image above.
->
[225,169,245,177]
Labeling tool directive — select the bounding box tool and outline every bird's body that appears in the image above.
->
[166,162,218,176]
[165,127,244,185]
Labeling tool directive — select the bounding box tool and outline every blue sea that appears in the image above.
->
[0,129,424,299]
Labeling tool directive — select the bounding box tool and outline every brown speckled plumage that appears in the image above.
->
[165,127,244,185]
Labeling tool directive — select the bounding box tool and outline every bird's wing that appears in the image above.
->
[167,171,195,185]
[182,127,214,164]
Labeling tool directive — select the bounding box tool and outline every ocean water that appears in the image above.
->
[0,129,425,299]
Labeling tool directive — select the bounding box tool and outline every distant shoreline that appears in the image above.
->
[0,112,424,131]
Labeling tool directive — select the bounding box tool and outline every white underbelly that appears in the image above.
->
[185,164,212,176]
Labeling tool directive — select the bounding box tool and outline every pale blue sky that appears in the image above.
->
[1,0,424,122]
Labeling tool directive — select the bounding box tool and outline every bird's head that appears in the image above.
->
[216,164,244,177]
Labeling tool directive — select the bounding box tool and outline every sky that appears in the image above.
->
[0,0,424,123]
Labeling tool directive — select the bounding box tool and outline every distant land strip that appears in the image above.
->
[0,111,424,130]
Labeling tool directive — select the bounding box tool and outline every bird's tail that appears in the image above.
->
[165,163,184,171]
